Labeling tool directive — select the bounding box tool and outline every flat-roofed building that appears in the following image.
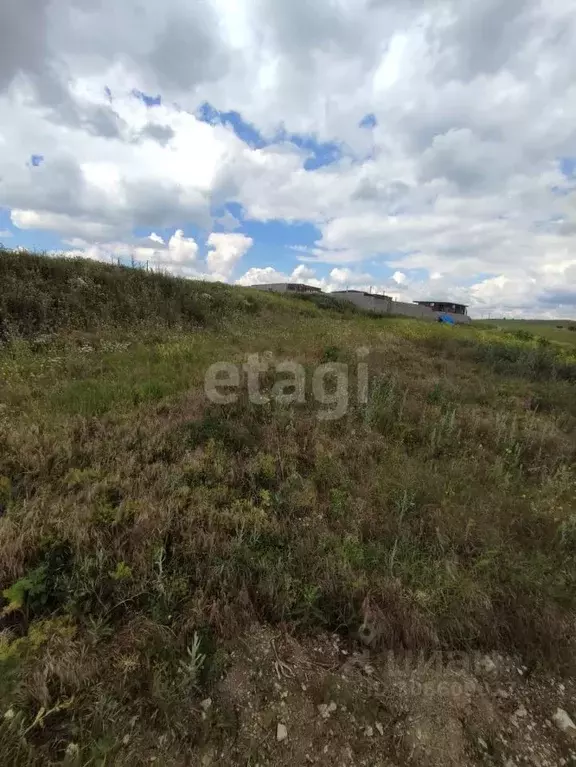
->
[330,289,392,314]
[415,301,468,316]
[249,283,322,294]
[415,301,471,323]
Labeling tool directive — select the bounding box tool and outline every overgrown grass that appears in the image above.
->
[482,318,576,348]
[1,250,575,763]
[0,248,320,341]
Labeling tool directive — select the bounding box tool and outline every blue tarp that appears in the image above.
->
[438,314,455,325]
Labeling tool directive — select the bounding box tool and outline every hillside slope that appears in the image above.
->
[1,250,576,765]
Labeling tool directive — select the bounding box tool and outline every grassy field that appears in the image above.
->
[482,318,576,348]
[1,250,576,764]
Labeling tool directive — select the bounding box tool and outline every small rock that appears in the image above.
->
[553,709,576,737]
[375,722,384,736]
[328,701,337,713]
[200,698,212,711]
[277,723,288,742]
[514,705,528,718]
[478,737,488,750]
[364,726,374,737]
[318,704,330,719]
[477,656,497,674]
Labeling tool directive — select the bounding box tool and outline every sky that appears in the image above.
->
[1,1,576,318]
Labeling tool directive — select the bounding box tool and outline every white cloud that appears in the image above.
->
[291,264,316,281]
[236,266,293,286]
[236,264,327,288]
[167,229,199,263]
[1,0,576,316]
[206,232,253,278]
[215,209,241,231]
[11,210,119,240]
[54,228,249,282]
[329,267,374,286]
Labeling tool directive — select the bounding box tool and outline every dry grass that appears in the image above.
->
[1,250,576,763]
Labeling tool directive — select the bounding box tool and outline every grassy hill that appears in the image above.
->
[1,249,576,764]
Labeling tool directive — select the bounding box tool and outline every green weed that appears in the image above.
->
[0,249,575,763]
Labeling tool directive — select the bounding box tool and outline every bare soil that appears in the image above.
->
[189,626,576,767]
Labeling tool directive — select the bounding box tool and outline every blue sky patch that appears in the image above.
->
[560,157,576,178]
[0,208,15,239]
[3,213,64,252]
[273,128,344,170]
[197,104,344,168]
[359,113,377,129]
[132,89,162,107]
[299,138,343,171]
[211,203,243,231]
[132,218,325,280]
[197,102,266,148]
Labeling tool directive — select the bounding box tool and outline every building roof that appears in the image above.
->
[415,300,469,307]
[332,289,391,300]
[249,282,321,291]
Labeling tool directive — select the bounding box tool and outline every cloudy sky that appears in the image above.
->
[1,0,576,318]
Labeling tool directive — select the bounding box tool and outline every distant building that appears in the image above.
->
[415,301,469,316]
[249,284,472,323]
[332,289,392,301]
[331,289,392,314]
[249,283,322,294]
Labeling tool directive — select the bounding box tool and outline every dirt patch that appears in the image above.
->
[189,626,576,767]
